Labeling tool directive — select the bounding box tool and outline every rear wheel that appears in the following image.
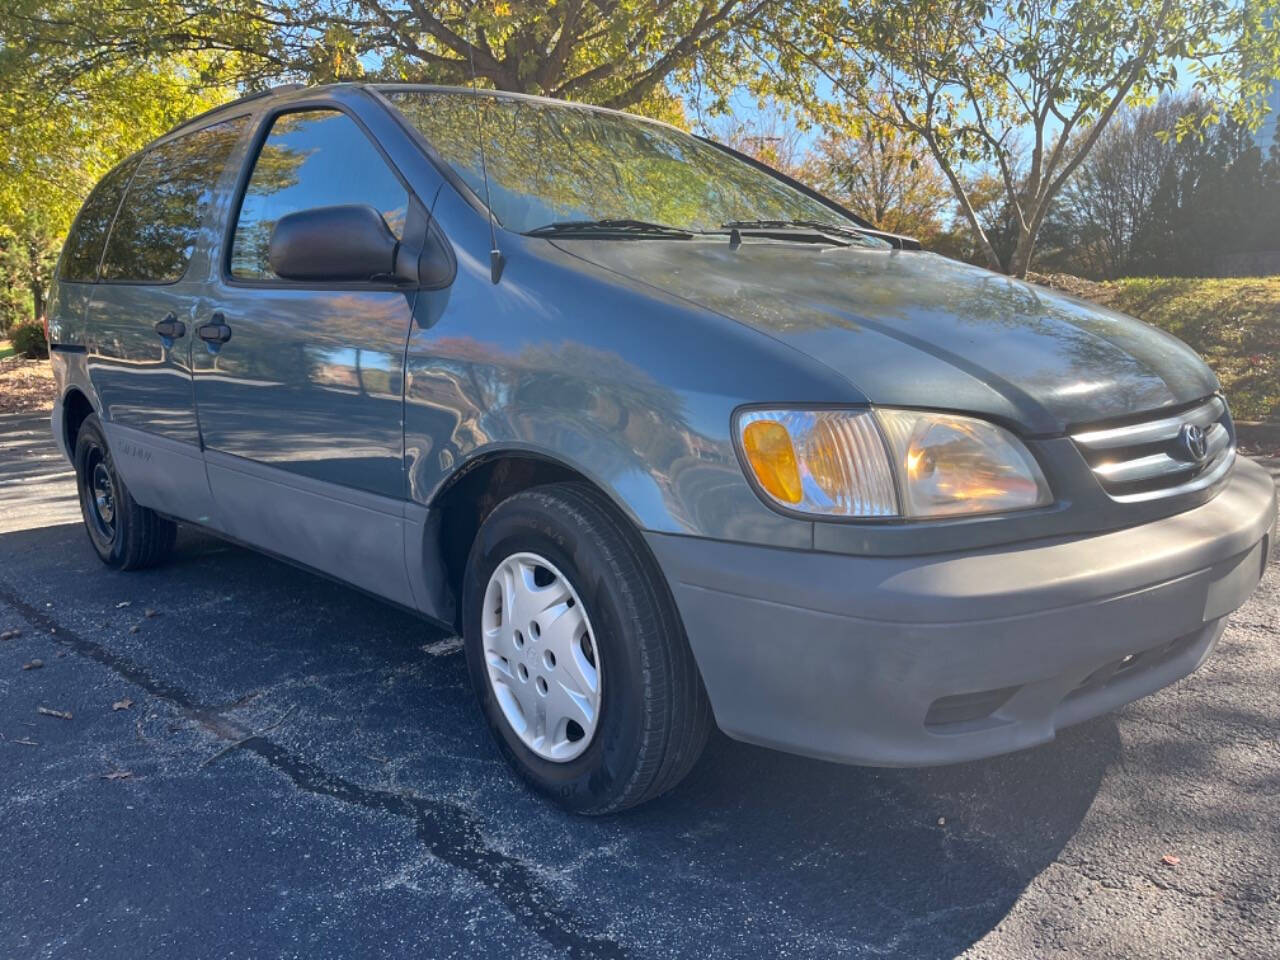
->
[74,414,176,570]
[462,482,711,814]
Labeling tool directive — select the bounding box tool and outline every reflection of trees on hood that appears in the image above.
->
[388,91,852,234]
[943,272,1195,414]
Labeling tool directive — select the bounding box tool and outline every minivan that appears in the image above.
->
[47,83,1277,813]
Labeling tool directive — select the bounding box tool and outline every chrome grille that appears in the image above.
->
[1071,396,1235,503]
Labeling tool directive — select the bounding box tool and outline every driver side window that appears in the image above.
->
[229,109,408,281]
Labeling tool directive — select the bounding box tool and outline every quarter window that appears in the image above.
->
[229,110,408,281]
[60,157,140,282]
[99,116,248,283]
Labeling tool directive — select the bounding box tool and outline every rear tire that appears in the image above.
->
[462,482,711,814]
[74,414,176,570]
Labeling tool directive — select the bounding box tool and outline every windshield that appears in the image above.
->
[382,88,875,239]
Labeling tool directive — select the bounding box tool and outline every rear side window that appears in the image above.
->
[99,116,248,284]
[60,157,140,282]
[229,109,408,281]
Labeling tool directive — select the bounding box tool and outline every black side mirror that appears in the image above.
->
[268,204,408,283]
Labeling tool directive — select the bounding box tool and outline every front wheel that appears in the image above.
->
[73,414,176,570]
[462,482,711,814]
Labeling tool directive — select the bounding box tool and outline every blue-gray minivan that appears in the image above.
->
[46,84,1277,812]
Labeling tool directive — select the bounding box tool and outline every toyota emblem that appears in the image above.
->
[1178,423,1208,462]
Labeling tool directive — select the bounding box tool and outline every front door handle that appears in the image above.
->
[197,314,233,345]
[154,313,186,339]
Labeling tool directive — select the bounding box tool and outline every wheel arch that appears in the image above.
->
[419,446,657,631]
[59,386,96,461]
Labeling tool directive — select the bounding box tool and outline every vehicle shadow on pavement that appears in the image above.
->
[0,520,1117,960]
[0,412,82,534]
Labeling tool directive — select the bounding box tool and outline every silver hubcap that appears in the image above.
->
[482,552,602,762]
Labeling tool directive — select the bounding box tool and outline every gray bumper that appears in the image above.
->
[646,458,1277,767]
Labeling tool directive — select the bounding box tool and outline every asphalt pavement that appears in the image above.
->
[2,409,1278,960]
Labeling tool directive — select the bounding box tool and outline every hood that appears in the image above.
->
[552,238,1219,434]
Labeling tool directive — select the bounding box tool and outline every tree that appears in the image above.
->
[1128,114,1276,275]
[781,0,1280,276]
[0,215,58,332]
[706,100,808,175]
[1038,99,1280,278]
[0,3,236,324]
[799,115,952,242]
[1042,96,1198,278]
[8,0,791,112]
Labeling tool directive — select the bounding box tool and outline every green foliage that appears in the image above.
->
[786,0,1280,277]
[1039,98,1280,279]
[6,0,788,114]
[10,321,49,360]
[798,117,953,242]
[0,220,59,333]
[0,1,801,322]
[1105,277,1280,421]
[0,2,242,325]
[361,0,782,111]
[1128,120,1280,277]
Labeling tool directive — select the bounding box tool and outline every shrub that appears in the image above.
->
[10,321,48,360]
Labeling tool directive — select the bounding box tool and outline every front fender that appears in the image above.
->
[402,198,860,550]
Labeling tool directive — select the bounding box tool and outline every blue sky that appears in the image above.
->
[1259,79,1280,149]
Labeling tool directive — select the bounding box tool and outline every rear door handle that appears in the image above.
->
[197,314,232,344]
[154,314,186,339]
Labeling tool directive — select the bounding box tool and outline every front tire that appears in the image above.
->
[462,482,711,814]
[73,414,176,570]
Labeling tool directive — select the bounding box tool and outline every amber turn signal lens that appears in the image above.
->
[742,419,802,504]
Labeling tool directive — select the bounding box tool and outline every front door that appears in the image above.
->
[192,107,421,606]
[86,116,249,523]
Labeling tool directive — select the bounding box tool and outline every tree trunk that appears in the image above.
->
[26,238,44,323]
[1008,218,1043,279]
[30,280,44,324]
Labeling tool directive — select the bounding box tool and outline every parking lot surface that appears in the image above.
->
[2,409,1278,959]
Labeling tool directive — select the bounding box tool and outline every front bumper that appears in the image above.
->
[646,457,1277,766]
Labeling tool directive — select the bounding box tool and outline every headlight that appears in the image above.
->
[735,408,1051,519]
[875,409,1052,516]
[737,409,898,517]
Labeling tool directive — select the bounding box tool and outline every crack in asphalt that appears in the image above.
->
[0,581,629,960]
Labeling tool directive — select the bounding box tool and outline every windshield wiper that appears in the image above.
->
[719,219,853,246]
[722,219,920,250]
[525,218,695,239]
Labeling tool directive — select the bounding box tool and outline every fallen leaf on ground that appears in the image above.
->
[100,770,133,781]
[22,659,43,670]
[0,629,20,641]
[0,356,55,414]
[112,698,134,711]
[422,636,464,657]
[1161,854,1181,867]
[37,706,73,720]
